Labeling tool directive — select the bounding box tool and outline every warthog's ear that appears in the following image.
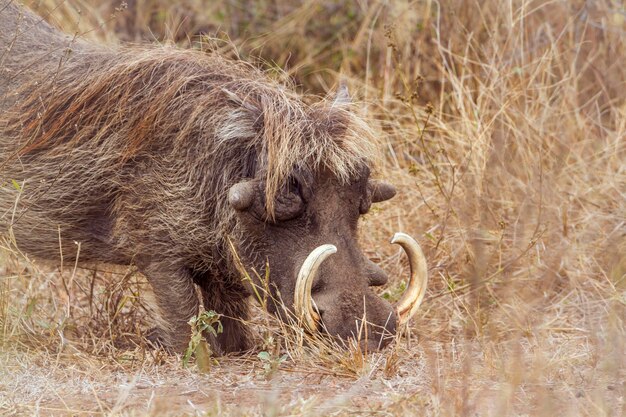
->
[360,180,396,214]
[228,181,256,211]
[369,180,396,203]
[333,82,351,106]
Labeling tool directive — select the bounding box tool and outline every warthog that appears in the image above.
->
[0,3,427,353]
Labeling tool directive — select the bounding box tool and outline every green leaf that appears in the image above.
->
[195,341,214,373]
[11,179,22,192]
[182,341,194,368]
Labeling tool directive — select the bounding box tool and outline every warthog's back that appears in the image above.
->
[0,3,83,107]
[0,3,115,261]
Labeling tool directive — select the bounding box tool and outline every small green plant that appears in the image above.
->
[382,280,406,302]
[182,310,223,372]
[257,350,288,379]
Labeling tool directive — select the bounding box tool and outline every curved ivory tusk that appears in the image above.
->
[391,232,428,327]
[293,244,337,332]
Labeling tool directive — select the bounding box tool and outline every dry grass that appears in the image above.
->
[1,0,625,415]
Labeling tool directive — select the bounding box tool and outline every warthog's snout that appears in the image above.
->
[293,233,428,349]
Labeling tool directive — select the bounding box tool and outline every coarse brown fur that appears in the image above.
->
[0,2,397,353]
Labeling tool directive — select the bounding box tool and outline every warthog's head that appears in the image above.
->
[227,89,428,350]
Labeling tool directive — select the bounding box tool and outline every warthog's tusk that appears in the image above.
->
[294,244,337,332]
[391,232,428,327]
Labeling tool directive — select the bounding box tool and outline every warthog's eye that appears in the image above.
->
[273,176,305,221]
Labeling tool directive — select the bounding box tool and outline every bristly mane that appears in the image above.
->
[4,45,376,215]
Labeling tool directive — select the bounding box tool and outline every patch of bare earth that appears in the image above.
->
[1,332,623,415]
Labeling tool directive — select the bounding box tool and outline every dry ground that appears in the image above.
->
[1,0,625,416]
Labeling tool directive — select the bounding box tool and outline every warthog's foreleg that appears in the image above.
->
[139,262,200,353]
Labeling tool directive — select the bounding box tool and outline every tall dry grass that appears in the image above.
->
[1,0,624,415]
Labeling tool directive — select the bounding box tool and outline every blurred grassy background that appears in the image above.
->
[1,0,625,415]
